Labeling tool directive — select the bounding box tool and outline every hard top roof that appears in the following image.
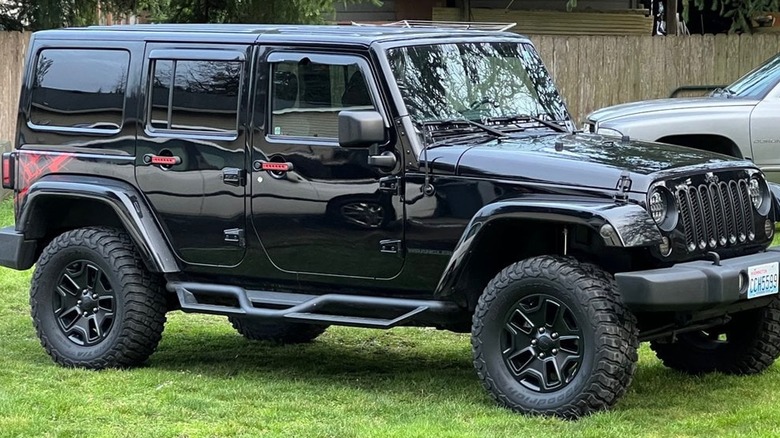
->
[34,23,527,45]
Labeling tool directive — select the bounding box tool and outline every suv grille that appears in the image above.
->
[675,179,755,252]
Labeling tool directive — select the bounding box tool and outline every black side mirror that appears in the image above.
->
[338,111,385,148]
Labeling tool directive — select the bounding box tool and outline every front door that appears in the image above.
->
[751,83,780,183]
[250,50,404,279]
[136,44,250,266]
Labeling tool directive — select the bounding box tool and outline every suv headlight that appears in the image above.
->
[648,187,677,231]
[749,175,771,215]
[597,127,623,137]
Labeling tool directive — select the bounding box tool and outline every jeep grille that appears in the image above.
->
[675,179,755,252]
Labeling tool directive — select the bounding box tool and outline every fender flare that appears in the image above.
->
[17,174,179,273]
[434,199,661,297]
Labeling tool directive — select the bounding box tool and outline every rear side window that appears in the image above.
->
[30,49,130,132]
[148,59,242,135]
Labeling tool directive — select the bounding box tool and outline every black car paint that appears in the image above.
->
[6,25,774,308]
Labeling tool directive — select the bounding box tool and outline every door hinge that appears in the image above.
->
[379,239,402,254]
[224,228,246,247]
[379,176,400,195]
[222,168,246,187]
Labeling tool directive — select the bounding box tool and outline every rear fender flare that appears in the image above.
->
[17,175,179,273]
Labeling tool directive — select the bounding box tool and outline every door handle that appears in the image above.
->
[143,154,182,166]
[253,160,294,173]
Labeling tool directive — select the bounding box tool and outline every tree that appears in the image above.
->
[0,0,380,30]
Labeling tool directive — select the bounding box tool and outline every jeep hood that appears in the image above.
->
[588,97,759,122]
[427,133,753,193]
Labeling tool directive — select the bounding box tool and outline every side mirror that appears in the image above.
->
[338,111,386,148]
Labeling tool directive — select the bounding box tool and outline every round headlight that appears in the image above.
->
[749,178,763,209]
[649,189,667,224]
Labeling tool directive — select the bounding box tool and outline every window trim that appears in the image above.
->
[265,51,389,144]
[27,48,131,136]
[145,54,245,140]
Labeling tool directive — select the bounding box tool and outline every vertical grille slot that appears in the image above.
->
[674,176,755,253]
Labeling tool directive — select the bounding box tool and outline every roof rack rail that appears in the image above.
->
[351,20,517,32]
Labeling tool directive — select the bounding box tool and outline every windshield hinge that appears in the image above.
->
[379,176,401,195]
[614,171,632,203]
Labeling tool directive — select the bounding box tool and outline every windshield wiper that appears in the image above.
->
[712,87,736,98]
[423,118,509,138]
[484,115,570,133]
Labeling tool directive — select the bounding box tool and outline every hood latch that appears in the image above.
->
[614,171,632,203]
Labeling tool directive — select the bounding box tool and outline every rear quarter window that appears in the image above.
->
[29,49,130,133]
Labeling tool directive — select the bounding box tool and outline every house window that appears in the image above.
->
[30,49,130,132]
[149,59,243,134]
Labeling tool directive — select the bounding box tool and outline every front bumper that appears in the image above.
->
[616,248,780,311]
[0,226,36,270]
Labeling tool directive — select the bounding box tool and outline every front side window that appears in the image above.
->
[30,49,130,131]
[269,59,375,139]
[387,42,570,127]
[149,59,243,134]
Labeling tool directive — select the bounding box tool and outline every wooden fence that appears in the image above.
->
[0,32,778,192]
[0,32,27,199]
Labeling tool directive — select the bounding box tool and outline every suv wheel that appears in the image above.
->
[471,256,638,418]
[228,317,327,344]
[30,227,167,369]
[651,297,780,374]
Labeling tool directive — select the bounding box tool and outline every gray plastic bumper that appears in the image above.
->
[0,226,36,270]
[615,248,780,311]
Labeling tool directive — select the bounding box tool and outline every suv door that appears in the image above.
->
[137,44,250,266]
[250,50,404,279]
[750,82,780,183]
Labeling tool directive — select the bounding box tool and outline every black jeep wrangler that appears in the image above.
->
[1,23,779,418]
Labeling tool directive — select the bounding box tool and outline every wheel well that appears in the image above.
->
[656,134,743,158]
[25,197,124,260]
[452,219,599,311]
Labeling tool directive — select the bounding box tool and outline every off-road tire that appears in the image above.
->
[30,227,167,369]
[228,317,327,344]
[651,297,780,375]
[472,256,639,418]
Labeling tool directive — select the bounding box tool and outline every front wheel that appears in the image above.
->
[30,227,167,369]
[471,256,638,418]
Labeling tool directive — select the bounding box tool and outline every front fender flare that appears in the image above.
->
[17,175,179,273]
[434,200,661,297]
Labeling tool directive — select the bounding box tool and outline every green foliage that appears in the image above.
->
[685,0,780,33]
[0,0,380,30]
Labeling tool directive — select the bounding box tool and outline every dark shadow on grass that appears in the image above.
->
[149,329,483,399]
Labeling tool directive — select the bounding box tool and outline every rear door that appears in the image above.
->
[136,43,251,266]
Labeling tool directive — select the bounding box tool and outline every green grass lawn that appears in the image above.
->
[3,197,780,437]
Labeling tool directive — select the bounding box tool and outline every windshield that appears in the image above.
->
[726,53,780,98]
[387,41,570,127]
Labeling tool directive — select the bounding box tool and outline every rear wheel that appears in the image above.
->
[228,317,327,344]
[30,227,167,369]
[651,297,780,375]
[471,256,638,418]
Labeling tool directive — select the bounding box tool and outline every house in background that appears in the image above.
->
[335,0,654,35]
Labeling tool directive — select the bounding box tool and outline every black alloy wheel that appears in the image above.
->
[501,294,583,393]
[53,261,117,346]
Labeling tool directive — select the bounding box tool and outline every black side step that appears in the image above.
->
[167,282,462,329]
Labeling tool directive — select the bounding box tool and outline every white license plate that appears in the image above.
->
[748,262,780,299]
